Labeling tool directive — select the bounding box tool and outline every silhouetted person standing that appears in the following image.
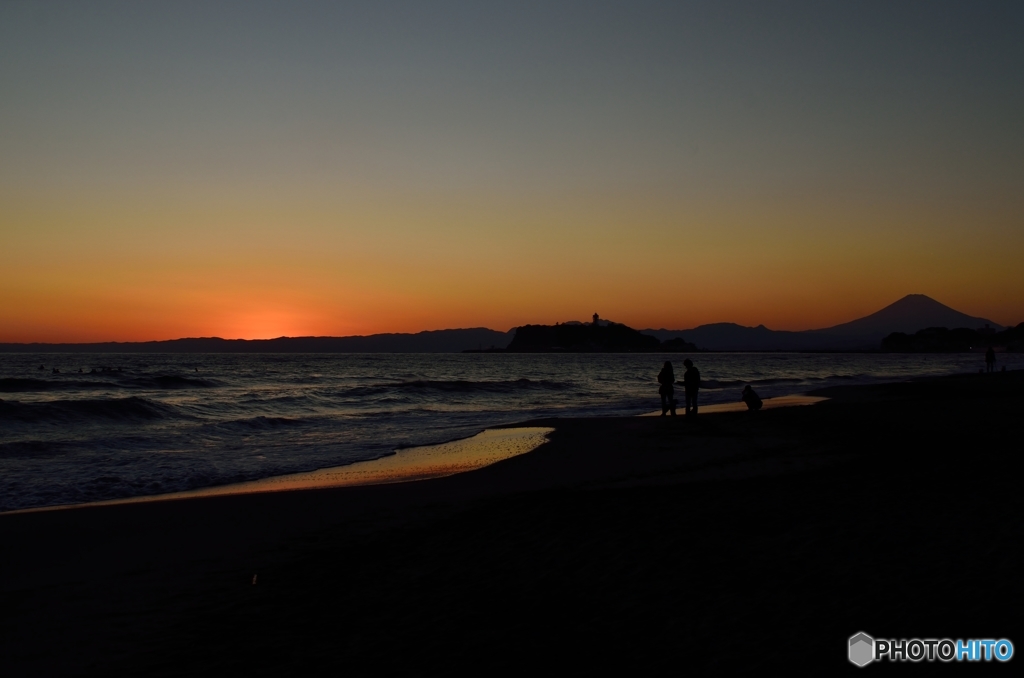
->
[986,347,996,373]
[741,384,762,411]
[682,359,700,416]
[657,361,676,416]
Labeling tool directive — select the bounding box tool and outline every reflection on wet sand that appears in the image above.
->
[222,426,555,492]
[639,394,828,417]
[7,427,554,514]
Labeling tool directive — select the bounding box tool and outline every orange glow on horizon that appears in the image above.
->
[1,181,1022,343]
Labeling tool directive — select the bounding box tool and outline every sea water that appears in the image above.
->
[1,352,1020,512]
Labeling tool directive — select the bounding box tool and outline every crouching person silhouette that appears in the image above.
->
[741,384,763,411]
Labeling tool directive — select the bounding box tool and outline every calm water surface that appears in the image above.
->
[2,352,1019,512]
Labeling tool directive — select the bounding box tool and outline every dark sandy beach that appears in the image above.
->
[2,371,1021,675]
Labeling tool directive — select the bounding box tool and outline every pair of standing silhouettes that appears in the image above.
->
[657,359,700,416]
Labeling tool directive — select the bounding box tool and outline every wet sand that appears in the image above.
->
[5,427,554,514]
[1,371,1021,675]
[639,393,828,416]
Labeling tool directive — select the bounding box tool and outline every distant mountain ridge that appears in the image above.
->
[0,295,1007,353]
[642,295,1003,351]
[0,328,516,354]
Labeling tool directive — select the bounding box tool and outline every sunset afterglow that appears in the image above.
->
[2,1,1022,341]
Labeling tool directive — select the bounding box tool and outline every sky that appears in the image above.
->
[1,0,1022,341]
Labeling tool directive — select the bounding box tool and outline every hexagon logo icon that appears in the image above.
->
[849,632,874,667]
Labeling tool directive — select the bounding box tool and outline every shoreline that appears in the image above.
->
[4,393,827,516]
[1,370,1020,674]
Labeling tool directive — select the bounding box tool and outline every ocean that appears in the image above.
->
[1,351,1019,512]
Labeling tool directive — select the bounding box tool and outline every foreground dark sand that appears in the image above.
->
[2,371,1021,675]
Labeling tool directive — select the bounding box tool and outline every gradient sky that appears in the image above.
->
[2,0,1022,341]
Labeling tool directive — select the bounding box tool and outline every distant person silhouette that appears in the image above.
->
[741,384,763,411]
[986,347,996,373]
[657,361,676,416]
[682,359,700,416]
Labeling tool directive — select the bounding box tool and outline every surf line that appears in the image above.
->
[1,427,555,515]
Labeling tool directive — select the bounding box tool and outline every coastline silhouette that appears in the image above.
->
[1,297,1019,355]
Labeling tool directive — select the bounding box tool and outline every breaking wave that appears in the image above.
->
[0,374,219,392]
[0,378,114,392]
[121,375,220,389]
[698,374,864,389]
[0,397,180,423]
[209,415,312,432]
[388,378,568,393]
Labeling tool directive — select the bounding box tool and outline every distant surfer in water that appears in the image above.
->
[741,384,763,411]
[657,361,676,416]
